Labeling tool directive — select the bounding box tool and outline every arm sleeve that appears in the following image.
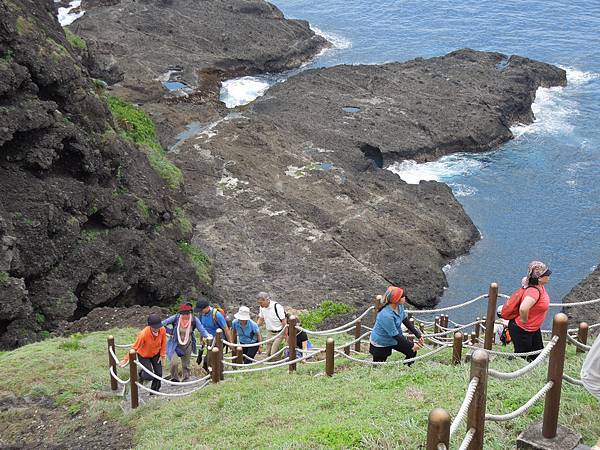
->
[394,334,414,352]
[160,333,167,358]
[402,317,421,339]
[161,315,176,330]
[524,287,541,302]
[123,331,143,362]
[194,317,210,337]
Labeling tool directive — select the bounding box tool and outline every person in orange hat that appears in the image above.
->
[369,286,424,364]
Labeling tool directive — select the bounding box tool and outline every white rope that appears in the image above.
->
[135,380,210,397]
[563,374,584,386]
[549,297,600,307]
[422,320,482,338]
[222,326,287,348]
[240,346,288,363]
[134,360,212,386]
[485,381,553,421]
[488,336,558,379]
[566,333,591,351]
[457,428,476,450]
[334,343,450,366]
[449,377,479,438]
[109,346,129,367]
[297,307,374,335]
[462,343,545,357]
[222,351,325,374]
[406,294,487,315]
[334,331,371,351]
[223,347,290,367]
[115,343,133,348]
[109,366,130,385]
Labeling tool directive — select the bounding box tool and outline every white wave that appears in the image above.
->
[310,25,351,50]
[449,183,478,197]
[58,0,84,26]
[560,66,600,86]
[220,76,271,108]
[386,154,484,184]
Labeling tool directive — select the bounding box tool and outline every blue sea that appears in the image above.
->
[220,0,600,324]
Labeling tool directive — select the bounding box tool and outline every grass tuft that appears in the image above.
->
[177,241,211,285]
[64,29,86,50]
[0,271,9,286]
[299,300,353,330]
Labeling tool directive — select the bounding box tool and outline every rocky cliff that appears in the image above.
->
[563,265,600,335]
[0,0,205,348]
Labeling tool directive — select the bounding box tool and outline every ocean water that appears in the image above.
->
[224,0,600,324]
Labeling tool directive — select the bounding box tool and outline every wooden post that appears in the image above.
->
[484,283,498,350]
[467,349,489,450]
[325,338,334,377]
[216,329,224,381]
[434,316,440,334]
[441,315,448,329]
[128,349,139,409]
[288,315,297,372]
[576,322,589,354]
[354,319,362,353]
[210,346,220,383]
[426,407,450,450]
[107,336,117,391]
[235,346,243,365]
[452,332,463,365]
[470,331,477,346]
[474,317,481,339]
[542,313,569,439]
[232,329,238,348]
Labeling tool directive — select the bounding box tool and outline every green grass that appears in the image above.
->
[178,241,211,284]
[107,96,183,189]
[0,330,598,449]
[173,207,193,235]
[136,198,150,219]
[299,300,354,330]
[64,28,86,50]
[0,271,9,286]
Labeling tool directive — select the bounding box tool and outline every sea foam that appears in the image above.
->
[386,155,484,185]
[220,76,272,108]
[57,0,84,26]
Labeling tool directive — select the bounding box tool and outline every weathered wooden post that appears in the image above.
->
[576,322,589,354]
[107,335,117,391]
[434,316,440,334]
[452,332,463,365]
[325,338,335,377]
[470,331,477,346]
[542,313,568,438]
[128,349,139,409]
[210,346,220,383]
[426,408,450,450]
[216,329,224,381]
[474,317,481,339]
[484,283,498,350]
[442,315,449,329]
[467,349,489,450]
[288,315,297,373]
[235,346,243,365]
[354,319,362,353]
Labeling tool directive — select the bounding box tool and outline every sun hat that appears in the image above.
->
[234,306,251,321]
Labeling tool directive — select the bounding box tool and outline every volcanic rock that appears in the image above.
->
[563,265,600,336]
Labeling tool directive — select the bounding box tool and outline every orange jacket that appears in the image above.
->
[123,326,167,362]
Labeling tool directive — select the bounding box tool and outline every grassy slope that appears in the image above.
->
[0,330,598,449]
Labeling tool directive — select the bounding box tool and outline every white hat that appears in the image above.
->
[234,306,251,321]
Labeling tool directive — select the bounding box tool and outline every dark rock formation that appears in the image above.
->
[563,265,600,336]
[0,0,206,348]
[172,49,566,310]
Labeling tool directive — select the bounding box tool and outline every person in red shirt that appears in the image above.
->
[508,261,551,361]
[121,314,167,392]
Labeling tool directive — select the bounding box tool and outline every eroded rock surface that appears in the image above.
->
[173,49,566,309]
[0,0,205,348]
[563,265,600,336]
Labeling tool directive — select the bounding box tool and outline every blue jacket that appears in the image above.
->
[370,304,407,347]
[232,319,260,344]
[198,307,228,336]
[162,314,210,360]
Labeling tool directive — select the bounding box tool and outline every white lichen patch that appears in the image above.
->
[217,174,248,196]
[258,206,287,217]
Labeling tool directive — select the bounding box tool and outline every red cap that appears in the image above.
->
[384,286,405,304]
[179,303,193,313]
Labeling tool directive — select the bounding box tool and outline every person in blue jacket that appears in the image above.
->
[195,298,233,370]
[162,303,211,382]
[369,286,424,364]
[231,305,263,364]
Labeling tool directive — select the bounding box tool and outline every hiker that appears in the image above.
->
[121,313,167,392]
[256,292,287,359]
[369,286,424,364]
[494,306,510,345]
[162,303,211,382]
[195,298,233,370]
[284,318,312,360]
[507,261,551,361]
[231,305,262,364]
[581,336,600,450]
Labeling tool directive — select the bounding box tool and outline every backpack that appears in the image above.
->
[500,326,511,345]
[500,286,540,320]
[211,306,227,327]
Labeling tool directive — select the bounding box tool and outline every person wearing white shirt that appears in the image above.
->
[581,336,600,450]
[256,292,287,359]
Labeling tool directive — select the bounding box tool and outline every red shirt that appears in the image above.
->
[515,286,550,332]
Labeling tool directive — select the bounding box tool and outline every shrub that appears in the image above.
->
[58,333,86,351]
[299,300,353,330]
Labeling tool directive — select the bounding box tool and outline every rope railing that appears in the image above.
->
[223,347,291,367]
[134,360,212,386]
[449,377,479,438]
[222,351,324,374]
[406,294,488,315]
[135,379,211,397]
[222,326,287,348]
[333,331,371,351]
[549,297,600,307]
[457,428,476,450]
[422,320,482,338]
[334,342,450,366]
[485,381,553,421]
[487,336,558,379]
[109,366,130,385]
[566,333,591,351]
[562,374,584,386]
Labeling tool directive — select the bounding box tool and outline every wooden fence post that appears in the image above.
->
[452,332,463,365]
[235,346,243,366]
[216,329,224,380]
[484,283,498,350]
[128,349,139,409]
[434,316,440,334]
[542,313,568,438]
[474,317,481,339]
[288,316,297,373]
[326,338,334,377]
[467,349,489,450]
[107,335,117,391]
[426,407,450,450]
[576,322,588,354]
[210,346,220,383]
[354,319,362,353]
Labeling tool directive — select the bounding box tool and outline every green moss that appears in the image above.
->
[177,241,211,285]
[64,29,87,50]
[173,207,193,235]
[35,313,46,324]
[299,300,354,330]
[1,49,14,63]
[106,96,183,189]
[0,271,9,286]
[81,229,108,241]
[15,16,34,34]
[136,198,150,219]
[115,255,124,268]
